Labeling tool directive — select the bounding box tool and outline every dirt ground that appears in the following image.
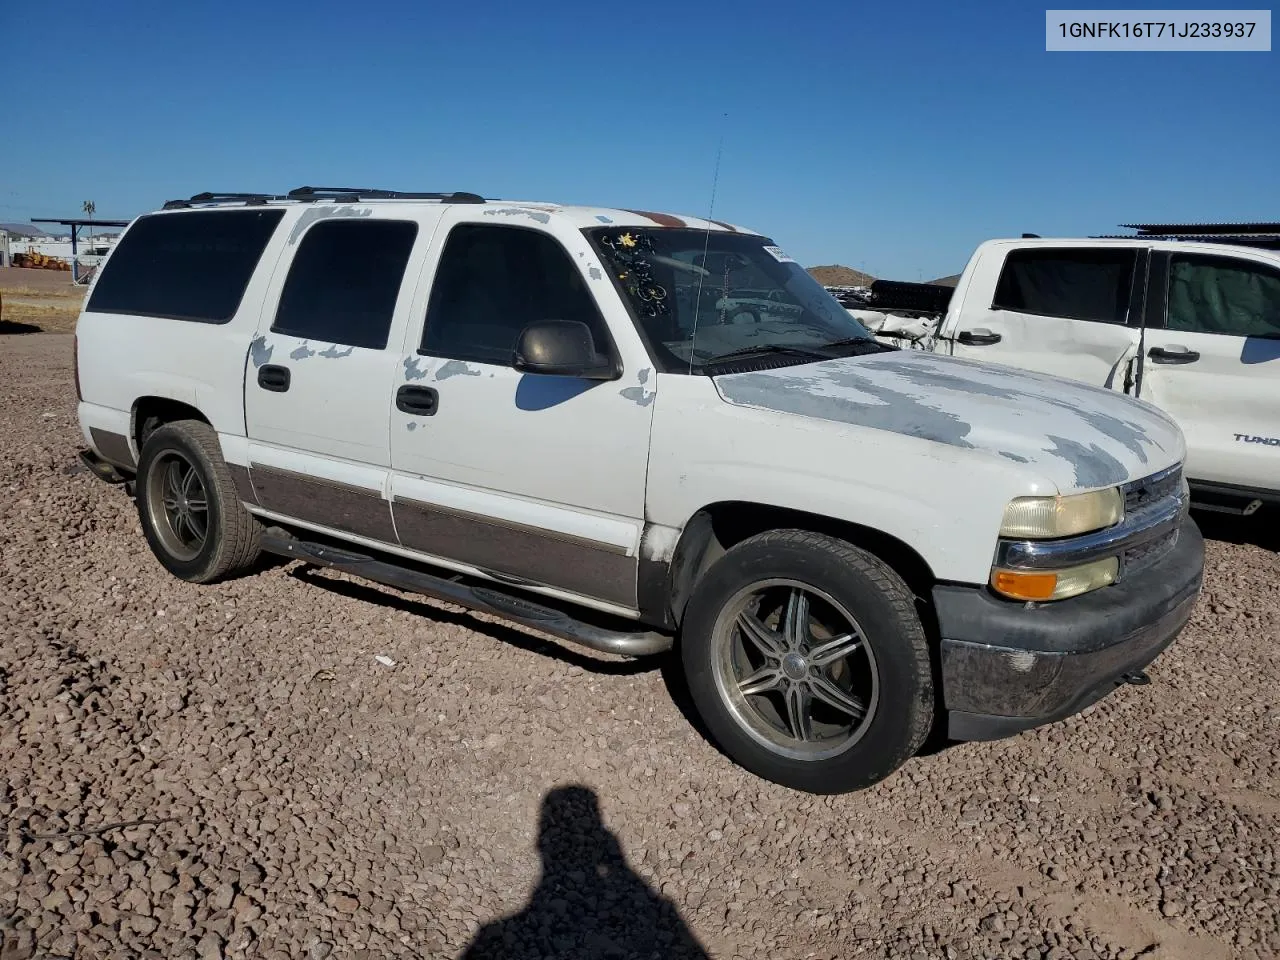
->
[1,333,1277,960]
[0,268,86,334]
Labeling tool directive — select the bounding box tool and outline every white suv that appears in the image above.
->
[74,187,1204,793]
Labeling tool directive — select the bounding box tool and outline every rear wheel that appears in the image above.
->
[681,529,934,794]
[134,419,261,583]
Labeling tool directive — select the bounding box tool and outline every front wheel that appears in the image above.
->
[681,529,934,794]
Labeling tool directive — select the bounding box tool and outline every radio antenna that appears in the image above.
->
[688,113,727,374]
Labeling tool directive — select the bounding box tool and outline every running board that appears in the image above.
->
[77,449,128,485]
[260,532,674,658]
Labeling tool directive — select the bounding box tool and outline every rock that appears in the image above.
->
[196,933,224,960]
[329,893,360,914]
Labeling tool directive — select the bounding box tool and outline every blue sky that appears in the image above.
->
[2,0,1276,278]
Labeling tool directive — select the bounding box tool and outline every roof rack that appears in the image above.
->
[163,192,287,210]
[161,187,490,211]
[287,186,486,204]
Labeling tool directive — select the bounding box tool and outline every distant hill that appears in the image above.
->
[807,264,876,287]
[930,274,961,287]
[0,223,54,238]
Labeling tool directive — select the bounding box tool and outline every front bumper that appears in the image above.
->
[937,516,1204,742]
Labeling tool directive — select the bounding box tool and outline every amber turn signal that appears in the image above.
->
[990,557,1120,602]
[991,569,1059,601]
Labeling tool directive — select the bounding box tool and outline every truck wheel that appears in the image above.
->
[681,529,934,794]
[134,419,262,584]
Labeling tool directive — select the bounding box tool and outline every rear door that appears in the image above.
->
[242,210,440,543]
[939,244,1146,391]
[1139,249,1280,491]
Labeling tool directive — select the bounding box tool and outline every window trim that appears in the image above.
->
[85,208,286,325]
[989,246,1140,326]
[1162,249,1280,339]
[416,221,622,370]
[268,216,420,351]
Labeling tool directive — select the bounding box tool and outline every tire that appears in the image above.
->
[134,419,262,584]
[681,529,934,794]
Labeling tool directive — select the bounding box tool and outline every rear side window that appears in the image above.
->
[87,209,284,323]
[271,219,418,350]
[1167,253,1280,337]
[992,248,1137,324]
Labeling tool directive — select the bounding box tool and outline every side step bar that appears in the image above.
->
[78,449,128,485]
[260,531,674,659]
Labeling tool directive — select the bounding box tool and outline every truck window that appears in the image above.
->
[86,209,284,323]
[270,219,418,350]
[420,224,610,365]
[1166,253,1280,338]
[992,248,1137,324]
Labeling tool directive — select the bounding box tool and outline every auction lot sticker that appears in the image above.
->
[1046,9,1272,50]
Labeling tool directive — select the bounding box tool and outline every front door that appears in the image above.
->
[388,215,656,612]
[1139,249,1280,490]
[942,245,1146,391]
[242,211,435,544]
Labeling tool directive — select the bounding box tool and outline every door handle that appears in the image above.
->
[257,364,291,392]
[957,328,1002,346]
[1148,345,1199,364]
[396,384,439,416]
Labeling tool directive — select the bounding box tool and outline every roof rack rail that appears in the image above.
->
[287,186,486,204]
[163,192,287,210]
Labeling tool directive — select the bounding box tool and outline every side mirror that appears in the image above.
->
[513,320,619,380]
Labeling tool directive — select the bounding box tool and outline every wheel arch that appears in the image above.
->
[132,396,211,452]
[651,500,939,631]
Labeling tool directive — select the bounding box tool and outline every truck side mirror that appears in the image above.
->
[513,320,619,380]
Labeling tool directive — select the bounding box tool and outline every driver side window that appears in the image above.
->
[420,224,610,365]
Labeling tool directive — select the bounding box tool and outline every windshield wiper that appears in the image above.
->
[704,343,829,365]
[817,337,895,354]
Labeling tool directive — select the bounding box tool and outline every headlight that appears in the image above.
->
[999,488,1123,539]
[990,557,1120,601]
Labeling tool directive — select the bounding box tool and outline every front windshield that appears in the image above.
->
[586,227,875,373]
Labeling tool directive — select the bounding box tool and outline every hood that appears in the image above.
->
[712,351,1183,492]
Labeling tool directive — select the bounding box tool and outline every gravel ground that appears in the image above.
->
[2,333,1278,960]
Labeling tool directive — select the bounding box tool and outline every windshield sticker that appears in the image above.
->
[597,230,672,319]
[762,245,795,263]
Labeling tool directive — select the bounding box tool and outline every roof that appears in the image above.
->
[1120,222,1280,235]
[31,217,132,228]
[1102,221,1280,250]
[151,187,760,236]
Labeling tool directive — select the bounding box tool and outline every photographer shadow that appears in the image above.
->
[459,785,709,960]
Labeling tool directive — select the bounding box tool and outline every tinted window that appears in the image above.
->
[1167,253,1280,337]
[87,209,284,323]
[271,219,418,349]
[421,224,609,364]
[992,248,1137,324]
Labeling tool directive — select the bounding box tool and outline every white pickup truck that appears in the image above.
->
[852,239,1280,515]
[74,191,1203,794]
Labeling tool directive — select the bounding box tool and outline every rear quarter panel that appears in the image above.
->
[75,213,295,462]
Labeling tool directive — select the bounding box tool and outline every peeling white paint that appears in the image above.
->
[287,204,373,245]
[715,351,1183,491]
[483,207,552,225]
[436,359,482,380]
